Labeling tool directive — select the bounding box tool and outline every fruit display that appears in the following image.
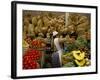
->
[72,50,85,61]
[22,11,91,69]
[73,50,91,67]
[31,39,46,49]
[74,59,86,67]
[23,49,42,69]
[62,50,91,67]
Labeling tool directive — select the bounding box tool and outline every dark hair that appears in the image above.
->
[53,35,56,38]
[69,32,78,40]
[53,33,59,38]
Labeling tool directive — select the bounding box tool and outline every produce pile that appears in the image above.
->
[22,11,91,69]
[62,13,91,67]
[62,50,91,67]
[31,39,46,49]
[23,49,42,69]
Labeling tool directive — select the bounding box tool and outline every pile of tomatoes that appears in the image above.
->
[31,39,46,49]
[23,49,42,69]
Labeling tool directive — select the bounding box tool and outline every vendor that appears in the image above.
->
[43,33,52,68]
[45,33,52,53]
[52,31,67,67]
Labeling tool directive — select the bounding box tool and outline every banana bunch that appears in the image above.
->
[62,50,91,67]
[72,50,91,67]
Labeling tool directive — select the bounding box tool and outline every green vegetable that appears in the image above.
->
[63,62,76,67]
[75,36,87,48]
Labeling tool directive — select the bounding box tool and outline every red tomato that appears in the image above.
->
[23,49,42,69]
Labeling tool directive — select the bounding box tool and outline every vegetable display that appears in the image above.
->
[22,11,91,69]
[31,39,46,49]
[62,50,91,67]
[23,49,42,69]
